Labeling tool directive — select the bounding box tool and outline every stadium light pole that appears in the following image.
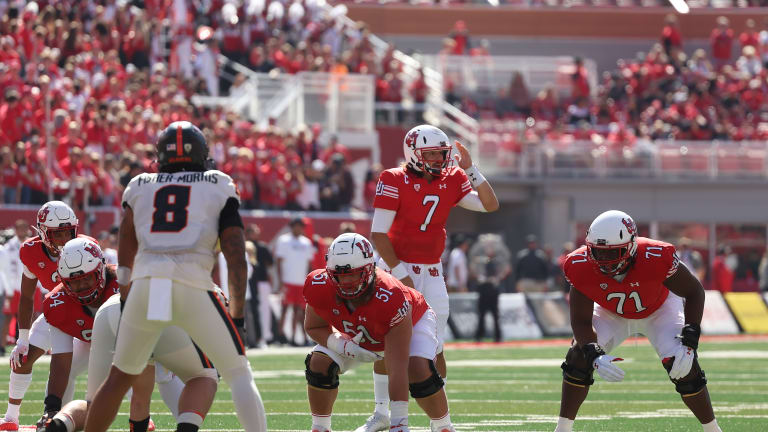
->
[668,0,690,14]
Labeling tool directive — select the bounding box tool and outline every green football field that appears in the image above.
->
[5,336,767,431]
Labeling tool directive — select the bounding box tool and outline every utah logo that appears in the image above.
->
[76,319,85,326]
[38,262,45,269]
[411,266,421,275]
[600,283,608,290]
[428,267,439,277]
[332,309,340,315]
[414,184,420,192]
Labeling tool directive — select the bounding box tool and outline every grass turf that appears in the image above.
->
[4,337,767,431]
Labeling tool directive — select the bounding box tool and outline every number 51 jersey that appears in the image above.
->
[122,170,240,290]
[563,237,680,319]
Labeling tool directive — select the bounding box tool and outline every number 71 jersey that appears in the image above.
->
[122,169,240,289]
[373,166,471,264]
[563,237,680,319]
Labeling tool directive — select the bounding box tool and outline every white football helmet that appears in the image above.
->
[35,201,78,252]
[403,124,452,177]
[57,238,106,305]
[326,232,376,299]
[585,210,639,275]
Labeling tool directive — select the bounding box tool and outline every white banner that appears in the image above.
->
[498,293,543,340]
[701,290,740,335]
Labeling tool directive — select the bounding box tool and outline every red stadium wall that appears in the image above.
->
[347,6,767,39]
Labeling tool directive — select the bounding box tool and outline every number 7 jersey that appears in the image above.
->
[122,169,240,290]
[373,166,471,264]
[563,237,680,319]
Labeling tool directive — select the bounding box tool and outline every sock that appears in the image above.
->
[7,372,34,416]
[129,416,150,432]
[390,400,408,426]
[177,411,204,432]
[555,416,574,432]
[51,412,75,432]
[373,372,389,416]
[311,413,331,430]
[4,403,20,422]
[702,419,721,432]
[157,372,184,420]
[430,412,452,429]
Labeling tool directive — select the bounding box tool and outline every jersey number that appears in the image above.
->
[342,320,381,345]
[606,291,647,315]
[48,291,65,308]
[151,185,191,232]
[420,195,440,232]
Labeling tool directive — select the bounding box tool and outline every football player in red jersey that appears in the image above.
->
[362,125,498,430]
[303,233,455,432]
[0,201,91,431]
[554,210,721,432]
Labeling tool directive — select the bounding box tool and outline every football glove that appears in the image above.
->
[10,329,29,370]
[583,342,624,382]
[667,323,701,380]
[326,332,383,362]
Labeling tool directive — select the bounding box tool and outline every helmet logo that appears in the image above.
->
[184,143,193,153]
[405,130,419,148]
[38,208,49,223]
[621,218,637,236]
[83,243,101,259]
[355,241,373,259]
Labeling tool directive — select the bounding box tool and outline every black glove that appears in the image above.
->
[581,342,607,368]
[680,323,701,350]
[232,317,246,346]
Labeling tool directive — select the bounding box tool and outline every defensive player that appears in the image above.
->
[85,121,267,431]
[0,202,91,430]
[40,241,218,432]
[554,210,721,432]
[362,125,498,430]
[304,233,455,432]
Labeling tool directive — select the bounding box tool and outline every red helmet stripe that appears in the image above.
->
[176,124,184,156]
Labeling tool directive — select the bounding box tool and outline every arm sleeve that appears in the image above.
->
[457,191,487,212]
[49,325,75,354]
[372,170,400,211]
[218,197,243,233]
[371,208,396,234]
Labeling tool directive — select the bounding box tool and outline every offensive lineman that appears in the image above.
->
[0,202,92,430]
[41,239,218,432]
[361,125,498,430]
[555,210,721,432]
[304,233,455,432]
[85,121,267,431]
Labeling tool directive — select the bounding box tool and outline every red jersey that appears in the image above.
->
[19,235,97,290]
[303,268,429,352]
[43,275,120,342]
[563,237,680,319]
[373,166,471,264]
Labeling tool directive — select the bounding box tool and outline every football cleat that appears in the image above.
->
[354,412,389,432]
[311,428,330,432]
[0,417,18,431]
[148,418,156,431]
[36,412,57,431]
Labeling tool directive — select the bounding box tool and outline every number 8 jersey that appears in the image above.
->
[122,169,240,290]
[373,166,471,264]
[563,237,680,319]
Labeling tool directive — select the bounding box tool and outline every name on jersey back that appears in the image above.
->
[136,172,219,187]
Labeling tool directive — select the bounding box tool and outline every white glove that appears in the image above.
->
[667,345,695,380]
[10,329,30,371]
[593,355,625,382]
[326,332,383,362]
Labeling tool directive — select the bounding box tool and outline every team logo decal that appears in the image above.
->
[359,316,367,322]
[83,242,102,258]
[439,184,447,190]
[77,319,85,326]
[629,282,640,287]
[167,143,176,152]
[414,184,420,192]
[622,218,637,236]
[355,241,373,259]
[332,308,340,315]
[38,262,45,268]
[428,267,439,277]
[184,143,193,153]
[405,130,419,148]
[600,283,608,290]
[411,266,421,275]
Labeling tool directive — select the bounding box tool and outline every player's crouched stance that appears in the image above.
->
[554,211,721,432]
[303,233,455,432]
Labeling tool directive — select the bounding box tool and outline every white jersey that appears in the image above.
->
[122,169,240,290]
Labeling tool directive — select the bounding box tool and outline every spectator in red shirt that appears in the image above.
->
[0,89,23,146]
[739,19,760,51]
[571,57,590,101]
[711,245,735,293]
[661,14,683,57]
[449,20,470,55]
[711,16,734,70]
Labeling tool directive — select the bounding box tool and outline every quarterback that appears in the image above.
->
[555,210,721,432]
[303,233,455,432]
[362,125,498,430]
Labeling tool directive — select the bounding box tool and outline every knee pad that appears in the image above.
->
[304,353,340,390]
[561,345,595,387]
[409,359,444,399]
[662,357,707,397]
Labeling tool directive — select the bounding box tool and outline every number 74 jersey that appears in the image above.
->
[122,169,240,290]
[563,237,681,319]
[373,166,471,264]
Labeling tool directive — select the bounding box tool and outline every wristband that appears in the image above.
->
[464,164,486,188]
[17,329,29,343]
[117,266,132,285]
[390,263,409,280]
